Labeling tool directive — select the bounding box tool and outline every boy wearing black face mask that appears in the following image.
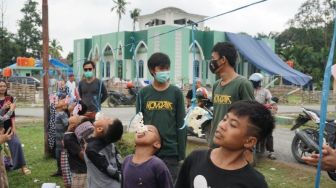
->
[136,52,186,182]
[208,42,254,150]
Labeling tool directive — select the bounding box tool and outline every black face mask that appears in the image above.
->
[209,59,222,74]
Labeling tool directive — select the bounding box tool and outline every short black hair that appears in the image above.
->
[147,52,170,75]
[104,118,123,143]
[78,100,88,115]
[83,60,95,69]
[227,100,275,142]
[212,42,238,67]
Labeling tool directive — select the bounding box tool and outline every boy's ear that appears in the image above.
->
[244,136,257,150]
[153,140,161,150]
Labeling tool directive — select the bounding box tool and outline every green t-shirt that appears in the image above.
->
[209,76,255,147]
[136,84,186,160]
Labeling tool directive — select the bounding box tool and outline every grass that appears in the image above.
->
[7,120,336,188]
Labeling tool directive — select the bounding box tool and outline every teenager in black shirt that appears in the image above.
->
[175,100,274,188]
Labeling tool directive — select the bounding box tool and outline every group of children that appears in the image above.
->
[46,49,277,188]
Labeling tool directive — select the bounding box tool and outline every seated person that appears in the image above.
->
[122,125,173,188]
[84,117,123,188]
[175,100,275,188]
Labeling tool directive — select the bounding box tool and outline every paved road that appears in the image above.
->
[15,105,333,164]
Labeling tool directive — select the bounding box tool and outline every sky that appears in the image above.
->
[2,0,305,57]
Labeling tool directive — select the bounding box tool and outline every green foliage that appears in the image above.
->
[49,39,63,59]
[0,28,20,67]
[130,8,141,31]
[111,0,129,32]
[17,0,42,58]
[274,0,335,88]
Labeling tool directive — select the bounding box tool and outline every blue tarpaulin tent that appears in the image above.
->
[226,32,312,86]
[35,58,73,75]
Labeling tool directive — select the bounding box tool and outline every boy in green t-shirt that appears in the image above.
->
[208,42,255,148]
[136,52,186,181]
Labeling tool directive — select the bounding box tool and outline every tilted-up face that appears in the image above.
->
[213,112,257,151]
[135,125,161,149]
[93,117,113,137]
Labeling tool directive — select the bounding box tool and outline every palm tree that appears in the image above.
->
[49,39,63,58]
[111,0,128,33]
[130,8,141,31]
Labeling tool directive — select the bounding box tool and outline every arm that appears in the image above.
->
[100,80,108,104]
[176,89,187,160]
[157,166,174,188]
[302,144,336,171]
[175,154,192,188]
[85,142,121,180]
[64,134,84,161]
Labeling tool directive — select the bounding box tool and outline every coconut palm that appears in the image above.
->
[49,39,63,58]
[111,0,128,33]
[130,8,141,31]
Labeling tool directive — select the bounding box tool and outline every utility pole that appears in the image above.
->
[42,0,50,157]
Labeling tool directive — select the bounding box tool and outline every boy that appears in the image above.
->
[175,100,275,188]
[208,42,254,148]
[84,117,123,188]
[52,98,69,177]
[63,114,93,188]
[122,125,173,188]
[136,52,186,181]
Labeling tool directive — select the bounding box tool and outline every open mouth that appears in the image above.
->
[136,132,146,138]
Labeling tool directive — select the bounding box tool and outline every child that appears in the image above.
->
[64,115,93,188]
[84,117,123,188]
[52,98,69,176]
[136,52,186,181]
[122,125,173,188]
[175,100,275,188]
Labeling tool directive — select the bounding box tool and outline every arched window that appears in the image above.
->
[194,60,200,78]
[106,61,111,78]
[117,60,123,79]
[138,60,144,78]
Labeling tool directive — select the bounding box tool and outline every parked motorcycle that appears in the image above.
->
[291,107,336,163]
[186,94,213,142]
[107,84,138,107]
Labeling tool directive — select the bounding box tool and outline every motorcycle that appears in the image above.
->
[290,107,336,180]
[107,86,138,107]
[186,97,213,142]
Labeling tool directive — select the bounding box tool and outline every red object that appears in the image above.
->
[3,68,12,77]
[126,82,134,89]
[286,60,294,68]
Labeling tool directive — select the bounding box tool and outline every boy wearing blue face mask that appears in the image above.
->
[136,52,186,182]
[78,60,108,120]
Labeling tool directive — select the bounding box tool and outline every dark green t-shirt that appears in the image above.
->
[209,76,254,147]
[136,84,186,160]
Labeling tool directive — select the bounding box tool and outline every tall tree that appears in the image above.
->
[111,0,128,33]
[49,39,63,59]
[0,28,20,67]
[130,8,141,31]
[17,0,42,57]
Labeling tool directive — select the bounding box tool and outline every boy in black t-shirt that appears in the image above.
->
[175,100,275,188]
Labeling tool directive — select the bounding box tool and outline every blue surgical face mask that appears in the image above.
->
[155,71,170,83]
[84,71,93,78]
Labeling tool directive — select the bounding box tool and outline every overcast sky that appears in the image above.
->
[2,0,304,57]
